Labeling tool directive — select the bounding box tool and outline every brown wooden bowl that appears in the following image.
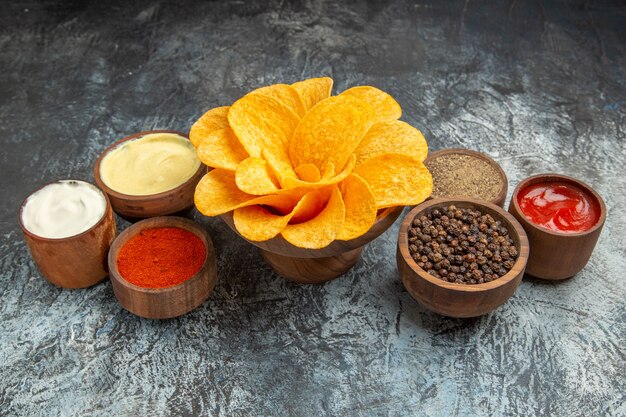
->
[424,148,508,207]
[221,206,404,284]
[508,173,606,280]
[93,130,204,220]
[108,216,217,319]
[397,197,529,317]
[18,180,117,289]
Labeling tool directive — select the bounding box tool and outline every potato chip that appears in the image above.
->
[192,79,432,249]
[321,161,335,179]
[189,106,230,147]
[340,86,401,120]
[233,205,290,242]
[289,95,375,171]
[291,77,333,111]
[235,157,280,195]
[283,154,356,189]
[195,169,298,216]
[354,120,427,165]
[233,190,325,241]
[289,189,326,224]
[336,174,377,240]
[294,164,321,182]
[281,186,346,249]
[228,93,299,184]
[252,84,306,118]
[196,128,248,170]
[265,187,311,214]
[353,153,432,209]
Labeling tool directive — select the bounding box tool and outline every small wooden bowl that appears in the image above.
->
[397,197,529,317]
[93,130,204,220]
[222,206,403,284]
[424,148,508,207]
[108,216,217,319]
[508,173,606,280]
[18,180,116,289]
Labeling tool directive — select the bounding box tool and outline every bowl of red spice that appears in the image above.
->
[108,216,216,319]
[397,197,529,318]
[508,173,606,280]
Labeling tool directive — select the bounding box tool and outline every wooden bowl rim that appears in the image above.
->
[424,148,508,206]
[510,173,607,237]
[222,205,404,257]
[107,216,214,293]
[18,179,113,242]
[93,130,204,201]
[398,197,529,292]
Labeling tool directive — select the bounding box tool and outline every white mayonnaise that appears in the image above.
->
[21,180,107,239]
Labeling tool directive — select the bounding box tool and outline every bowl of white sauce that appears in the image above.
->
[19,180,116,288]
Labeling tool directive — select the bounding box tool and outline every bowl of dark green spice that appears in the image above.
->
[424,148,508,207]
[397,197,529,318]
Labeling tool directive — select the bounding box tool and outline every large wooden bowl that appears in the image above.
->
[397,197,529,317]
[508,173,606,280]
[222,206,404,284]
[424,148,508,207]
[19,180,117,289]
[108,216,216,319]
[93,130,204,221]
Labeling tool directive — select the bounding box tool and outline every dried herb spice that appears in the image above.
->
[408,205,518,284]
[426,154,502,201]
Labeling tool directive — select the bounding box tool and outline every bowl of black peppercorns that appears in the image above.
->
[397,197,529,318]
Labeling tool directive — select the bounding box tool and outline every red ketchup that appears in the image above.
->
[517,181,600,233]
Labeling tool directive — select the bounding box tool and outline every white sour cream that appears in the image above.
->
[21,180,107,239]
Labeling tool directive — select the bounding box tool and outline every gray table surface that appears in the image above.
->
[1,1,625,416]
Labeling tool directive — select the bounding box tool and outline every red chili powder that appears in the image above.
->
[117,227,206,288]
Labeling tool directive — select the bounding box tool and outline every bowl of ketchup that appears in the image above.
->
[508,174,606,280]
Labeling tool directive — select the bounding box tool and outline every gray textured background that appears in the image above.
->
[1,1,625,416]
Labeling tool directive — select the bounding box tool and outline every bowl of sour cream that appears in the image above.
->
[19,180,116,288]
[94,130,204,220]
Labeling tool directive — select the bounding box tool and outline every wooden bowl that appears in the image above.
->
[508,173,606,280]
[93,130,204,220]
[424,148,508,207]
[397,197,529,317]
[18,180,116,289]
[108,216,217,319]
[222,206,404,284]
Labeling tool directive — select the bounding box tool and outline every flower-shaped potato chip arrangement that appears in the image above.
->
[191,77,432,250]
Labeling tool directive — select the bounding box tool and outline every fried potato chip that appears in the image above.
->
[321,161,335,179]
[294,164,321,182]
[353,154,432,208]
[252,84,306,118]
[283,154,356,189]
[336,173,377,240]
[340,86,401,120]
[195,169,298,216]
[354,120,427,165]
[289,189,326,224]
[235,157,280,195]
[289,95,375,171]
[196,128,248,170]
[228,93,299,184]
[281,186,346,249]
[291,77,333,111]
[189,106,230,147]
[233,190,326,241]
[233,205,290,242]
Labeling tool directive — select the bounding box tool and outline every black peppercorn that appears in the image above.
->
[408,206,519,285]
